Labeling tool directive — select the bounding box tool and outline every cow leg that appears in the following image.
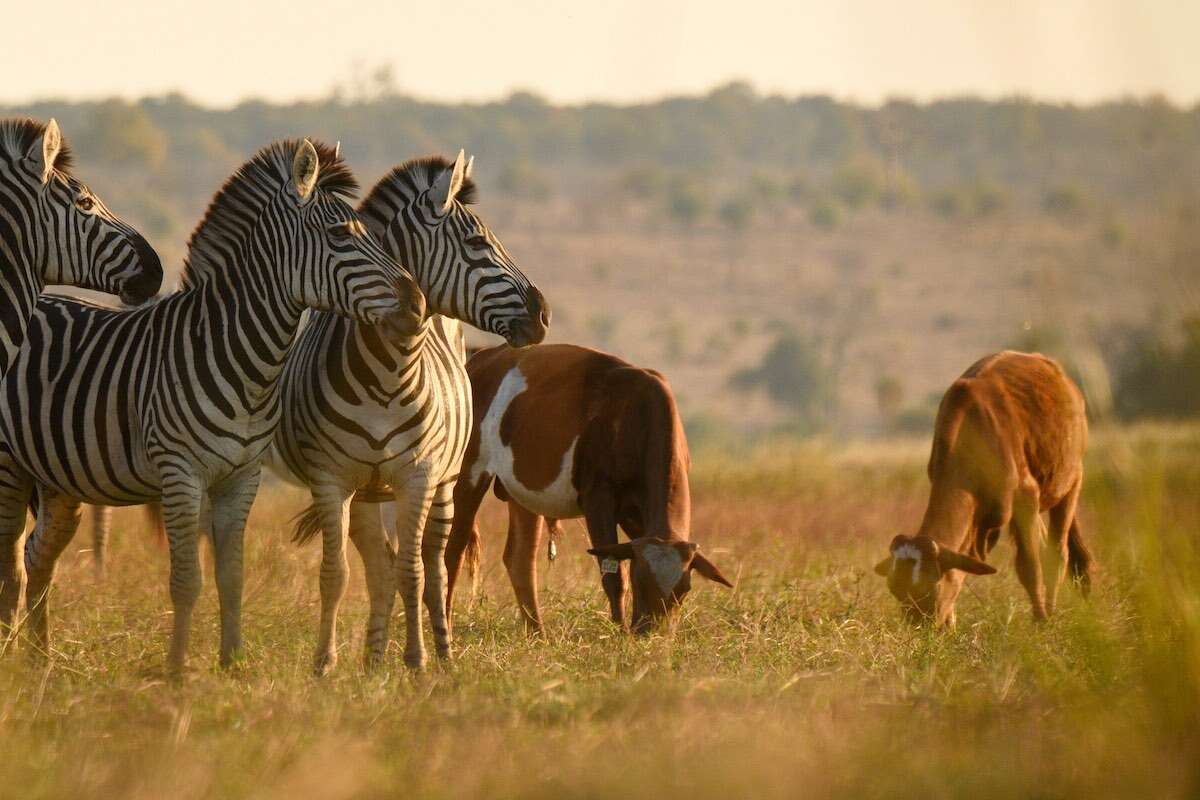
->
[310,484,353,677]
[502,502,544,634]
[581,486,625,628]
[445,470,491,633]
[421,481,454,660]
[348,500,396,669]
[24,490,82,655]
[1010,484,1048,621]
[91,505,112,580]
[1044,480,1082,615]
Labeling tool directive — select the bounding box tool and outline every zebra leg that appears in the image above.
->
[91,505,113,580]
[394,468,435,670]
[421,481,455,661]
[160,468,206,676]
[0,459,32,636]
[348,500,396,669]
[208,469,260,669]
[312,484,353,677]
[24,490,82,655]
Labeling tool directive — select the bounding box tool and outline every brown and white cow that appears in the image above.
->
[874,351,1096,626]
[444,344,731,634]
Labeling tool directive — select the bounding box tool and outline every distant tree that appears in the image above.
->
[1043,185,1089,219]
[82,102,168,168]
[731,331,832,433]
[718,195,753,231]
[497,159,551,201]
[665,177,708,227]
[808,198,843,231]
[875,374,905,428]
[620,165,666,200]
[829,155,886,210]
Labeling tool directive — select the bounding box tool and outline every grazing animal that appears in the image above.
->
[873,351,1094,626]
[0,139,424,674]
[444,344,731,635]
[0,117,162,373]
[275,152,550,673]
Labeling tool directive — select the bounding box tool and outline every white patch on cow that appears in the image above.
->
[642,544,685,596]
[892,543,923,584]
[471,366,582,519]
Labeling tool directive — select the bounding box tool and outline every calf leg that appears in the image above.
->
[24,490,82,654]
[1010,485,1048,621]
[1044,480,1083,614]
[348,500,396,669]
[502,502,544,634]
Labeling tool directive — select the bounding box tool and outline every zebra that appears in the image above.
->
[273,150,550,672]
[1,138,424,674]
[0,117,162,373]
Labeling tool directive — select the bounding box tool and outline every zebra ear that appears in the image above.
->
[464,155,475,180]
[33,118,63,184]
[428,149,467,214]
[292,139,320,202]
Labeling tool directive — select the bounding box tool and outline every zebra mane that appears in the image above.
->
[179,138,357,288]
[0,118,74,175]
[359,155,478,225]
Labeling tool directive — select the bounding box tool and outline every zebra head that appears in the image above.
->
[269,139,424,336]
[361,151,550,348]
[0,118,163,304]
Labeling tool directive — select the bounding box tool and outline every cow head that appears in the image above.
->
[588,537,732,633]
[873,534,995,626]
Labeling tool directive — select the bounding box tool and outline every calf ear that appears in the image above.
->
[689,552,733,588]
[588,541,636,560]
[873,557,892,577]
[937,548,997,576]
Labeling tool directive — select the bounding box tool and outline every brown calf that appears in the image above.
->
[874,351,1095,626]
[445,344,731,634]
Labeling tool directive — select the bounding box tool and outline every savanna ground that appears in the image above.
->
[0,424,1197,798]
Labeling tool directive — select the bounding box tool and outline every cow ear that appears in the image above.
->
[874,557,893,577]
[937,548,996,576]
[689,552,733,588]
[292,139,320,202]
[588,541,635,561]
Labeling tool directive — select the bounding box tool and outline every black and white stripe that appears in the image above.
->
[271,151,549,671]
[0,138,422,673]
[0,117,162,374]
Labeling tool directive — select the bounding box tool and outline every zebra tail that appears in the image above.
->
[465,524,481,595]
[291,504,323,546]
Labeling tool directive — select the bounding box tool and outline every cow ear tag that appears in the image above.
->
[601,558,619,574]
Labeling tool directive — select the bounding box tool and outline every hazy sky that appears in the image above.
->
[5,0,1197,107]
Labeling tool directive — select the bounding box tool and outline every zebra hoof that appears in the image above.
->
[403,652,427,671]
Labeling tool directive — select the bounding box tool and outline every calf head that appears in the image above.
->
[873,534,995,626]
[588,537,732,633]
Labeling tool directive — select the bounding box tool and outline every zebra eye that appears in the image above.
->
[76,195,95,212]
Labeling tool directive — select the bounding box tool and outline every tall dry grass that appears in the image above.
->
[0,425,1196,798]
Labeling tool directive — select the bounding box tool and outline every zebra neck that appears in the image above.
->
[347,314,439,392]
[183,276,305,407]
[0,234,43,375]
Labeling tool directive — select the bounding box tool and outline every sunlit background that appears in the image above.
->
[3,0,1197,442]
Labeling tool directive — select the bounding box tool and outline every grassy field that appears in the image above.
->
[0,424,1197,798]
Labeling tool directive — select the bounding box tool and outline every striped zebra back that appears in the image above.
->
[0,118,162,373]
